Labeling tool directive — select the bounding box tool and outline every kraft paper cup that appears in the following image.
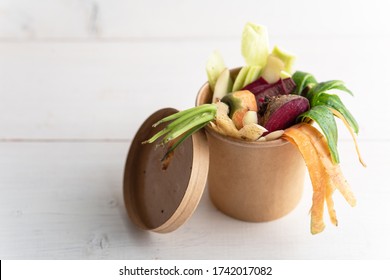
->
[196,82,306,222]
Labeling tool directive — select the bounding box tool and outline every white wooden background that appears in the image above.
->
[0,0,389,259]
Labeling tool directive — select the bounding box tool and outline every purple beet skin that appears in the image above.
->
[260,95,310,133]
[242,77,296,109]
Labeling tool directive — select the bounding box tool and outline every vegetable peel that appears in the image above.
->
[330,108,366,167]
[283,123,356,234]
[211,102,267,140]
[142,23,364,234]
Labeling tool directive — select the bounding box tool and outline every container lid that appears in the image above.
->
[123,108,209,233]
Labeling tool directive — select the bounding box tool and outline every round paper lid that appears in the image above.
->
[123,108,209,233]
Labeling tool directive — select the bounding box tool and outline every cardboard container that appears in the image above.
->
[123,78,306,233]
[196,83,306,222]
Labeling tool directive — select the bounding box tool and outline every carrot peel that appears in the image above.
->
[283,123,356,234]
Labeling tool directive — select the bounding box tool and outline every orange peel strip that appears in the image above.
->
[283,124,327,234]
[297,124,338,226]
[299,123,357,207]
[283,123,357,234]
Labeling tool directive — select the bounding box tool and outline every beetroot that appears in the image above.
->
[242,76,269,93]
[242,77,296,109]
[260,95,309,133]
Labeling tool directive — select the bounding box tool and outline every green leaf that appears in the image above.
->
[152,104,216,127]
[308,80,353,103]
[243,65,262,88]
[143,104,217,147]
[163,112,214,143]
[241,22,269,67]
[162,122,207,161]
[232,66,250,92]
[292,71,317,96]
[206,50,226,92]
[299,105,339,164]
[232,65,262,92]
[272,45,296,73]
[313,93,359,134]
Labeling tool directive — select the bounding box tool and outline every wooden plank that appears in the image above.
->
[0,40,218,139]
[0,0,389,40]
[0,140,388,259]
[1,38,389,140]
[0,0,388,262]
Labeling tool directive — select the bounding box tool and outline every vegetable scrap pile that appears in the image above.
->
[143,22,365,234]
